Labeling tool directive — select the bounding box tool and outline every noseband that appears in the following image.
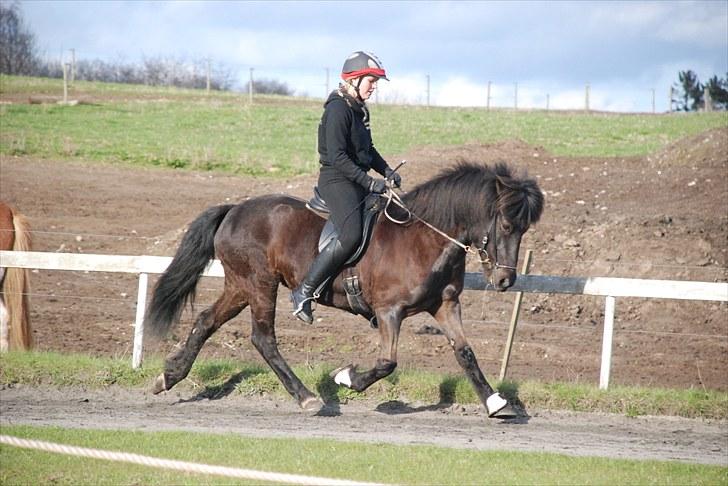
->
[476,213,518,271]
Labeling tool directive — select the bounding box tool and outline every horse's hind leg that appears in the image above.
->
[153,287,247,394]
[249,281,323,412]
[431,298,515,418]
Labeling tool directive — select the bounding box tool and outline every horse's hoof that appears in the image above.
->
[490,404,519,419]
[486,392,510,418]
[330,365,354,388]
[151,374,167,395]
[300,396,325,413]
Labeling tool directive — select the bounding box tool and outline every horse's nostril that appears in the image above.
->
[499,277,511,289]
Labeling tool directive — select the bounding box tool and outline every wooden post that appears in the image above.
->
[546,93,550,111]
[62,63,69,104]
[499,249,533,382]
[325,67,329,98]
[486,81,491,111]
[249,67,254,104]
[206,58,211,95]
[426,74,430,107]
[704,87,712,112]
[585,83,590,112]
[599,295,616,389]
[132,272,148,369]
[69,48,75,85]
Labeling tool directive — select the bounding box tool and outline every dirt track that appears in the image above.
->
[1,123,727,468]
[1,128,726,391]
[1,385,726,466]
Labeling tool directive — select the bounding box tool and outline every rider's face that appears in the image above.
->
[358,76,379,100]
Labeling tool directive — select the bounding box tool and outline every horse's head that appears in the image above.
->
[478,164,544,291]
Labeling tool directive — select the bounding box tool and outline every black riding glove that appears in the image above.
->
[368,178,387,194]
[385,167,402,188]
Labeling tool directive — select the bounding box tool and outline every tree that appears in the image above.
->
[672,70,705,111]
[0,2,38,75]
[705,74,728,111]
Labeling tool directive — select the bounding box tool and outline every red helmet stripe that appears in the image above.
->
[341,68,387,80]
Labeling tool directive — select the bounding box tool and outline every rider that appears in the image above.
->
[291,51,402,324]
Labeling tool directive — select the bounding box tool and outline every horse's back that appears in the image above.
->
[214,194,324,286]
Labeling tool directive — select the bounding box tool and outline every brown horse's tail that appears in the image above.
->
[144,204,235,339]
[2,209,33,350]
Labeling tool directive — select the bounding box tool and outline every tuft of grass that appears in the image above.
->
[2,351,726,419]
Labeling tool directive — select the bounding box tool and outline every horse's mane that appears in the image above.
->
[401,161,544,231]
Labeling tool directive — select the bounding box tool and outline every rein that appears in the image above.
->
[381,188,517,271]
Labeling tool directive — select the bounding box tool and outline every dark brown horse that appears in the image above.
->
[145,162,543,417]
[0,201,33,352]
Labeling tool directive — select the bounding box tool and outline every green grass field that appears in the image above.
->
[2,75,726,176]
[2,351,726,420]
[1,426,725,485]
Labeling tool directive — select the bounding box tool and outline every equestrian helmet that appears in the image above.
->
[341,51,389,81]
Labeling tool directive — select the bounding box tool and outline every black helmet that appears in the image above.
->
[341,51,389,81]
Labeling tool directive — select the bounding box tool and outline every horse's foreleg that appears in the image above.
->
[153,289,246,394]
[431,298,514,418]
[249,292,322,412]
[332,309,401,393]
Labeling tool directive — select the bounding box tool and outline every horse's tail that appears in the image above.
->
[2,209,33,350]
[144,204,235,338]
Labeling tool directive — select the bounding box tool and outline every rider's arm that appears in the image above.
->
[370,145,389,177]
[326,101,374,189]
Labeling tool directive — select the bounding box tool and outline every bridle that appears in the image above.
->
[475,212,518,271]
[382,186,517,272]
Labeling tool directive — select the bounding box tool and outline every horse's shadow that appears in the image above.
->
[176,369,266,403]
[175,369,529,424]
[372,377,530,424]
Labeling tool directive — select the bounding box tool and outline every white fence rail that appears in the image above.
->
[2,250,727,389]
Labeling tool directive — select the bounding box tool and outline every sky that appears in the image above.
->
[18,0,728,112]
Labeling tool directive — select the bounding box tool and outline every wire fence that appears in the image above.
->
[45,49,691,113]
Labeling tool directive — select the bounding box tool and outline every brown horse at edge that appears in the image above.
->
[0,201,33,351]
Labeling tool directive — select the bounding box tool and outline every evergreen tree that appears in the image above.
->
[673,70,704,111]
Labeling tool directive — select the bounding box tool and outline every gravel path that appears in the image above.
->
[1,385,726,466]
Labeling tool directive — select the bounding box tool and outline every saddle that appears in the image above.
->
[306,187,381,326]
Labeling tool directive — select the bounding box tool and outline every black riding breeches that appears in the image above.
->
[318,166,367,255]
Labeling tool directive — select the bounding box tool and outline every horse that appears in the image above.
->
[145,162,544,418]
[0,201,33,352]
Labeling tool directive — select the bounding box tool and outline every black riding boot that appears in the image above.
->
[291,238,348,324]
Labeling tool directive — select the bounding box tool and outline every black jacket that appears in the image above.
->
[318,89,388,188]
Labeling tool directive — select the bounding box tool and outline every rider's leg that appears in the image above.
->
[291,174,364,323]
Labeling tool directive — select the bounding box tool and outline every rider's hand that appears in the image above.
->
[368,178,387,194]
[385,167,402,188]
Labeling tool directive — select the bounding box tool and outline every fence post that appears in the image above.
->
[499,249,533,381]
[704,87,712,112]
[206,58,211,95]
[62,63,69,104]
[132,272,149,369]
[249,68,254,104]
[585,83,590,112]
[426,74,430,107]
[486,81,491,111]
[599,295,616,389]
